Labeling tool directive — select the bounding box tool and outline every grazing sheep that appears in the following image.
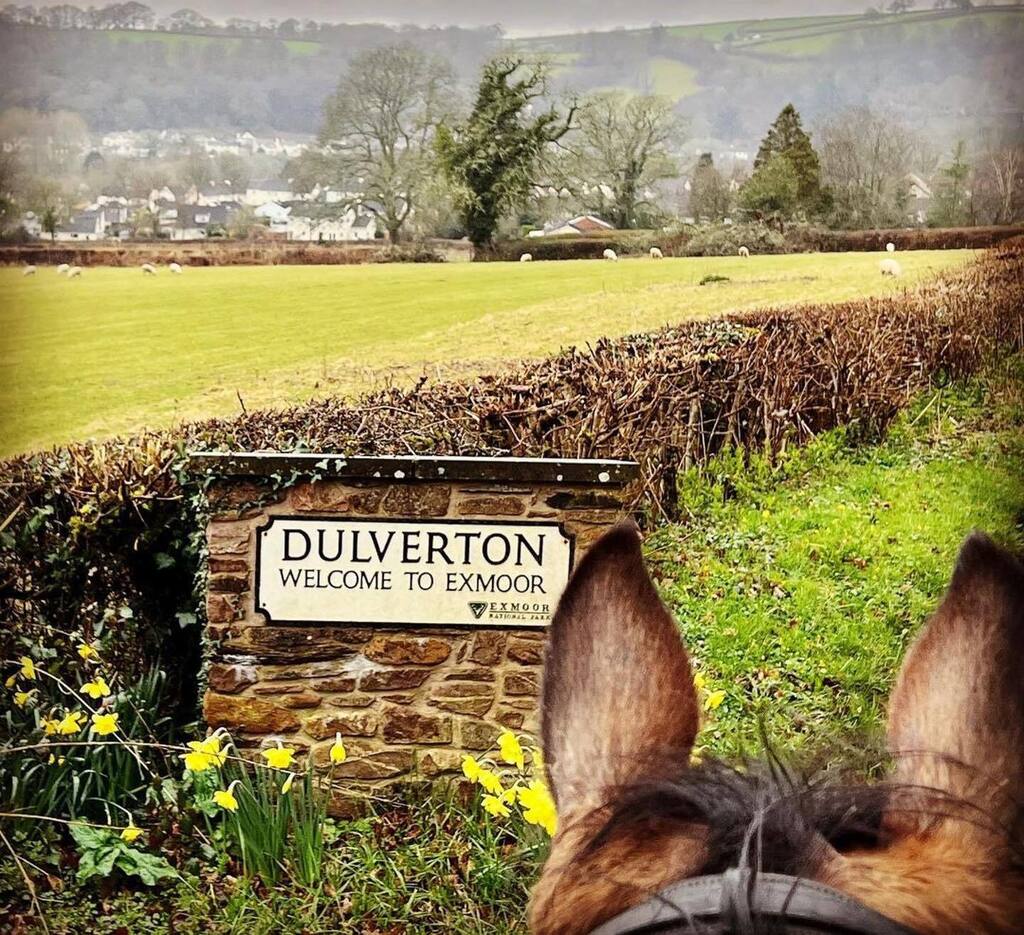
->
[738,246,750,258]
[602,248,618,261]
[141,263,157,275]
[886,241,896,253]
[23,265,36,276]
[649,246,664,259]
[169,262,183,274]
[519,253,533,263]
[67,266,83,278]
[56,263,70,275]
[880,258,902,277]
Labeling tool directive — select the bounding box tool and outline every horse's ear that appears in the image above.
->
[541,522,699,819]
[887,533,1024,829]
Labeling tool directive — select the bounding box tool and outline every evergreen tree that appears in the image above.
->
[436,58,575,249]
[753,103,825,211]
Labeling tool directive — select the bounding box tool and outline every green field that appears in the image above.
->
[0,251,973,457]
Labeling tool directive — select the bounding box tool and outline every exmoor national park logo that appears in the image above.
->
[469,602,488,619]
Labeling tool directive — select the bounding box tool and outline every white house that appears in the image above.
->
[254,201,291,235]
[20,211,42,238]
[906,172,934,224]
[244,178,294,206]
[53,210,106,241]
[161,203,233,240]
[285,207,377,242]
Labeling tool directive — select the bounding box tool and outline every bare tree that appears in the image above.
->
[319,44,456,243]
[817,106,920,228]
[971,146,1024,225]
[561,91,683,229]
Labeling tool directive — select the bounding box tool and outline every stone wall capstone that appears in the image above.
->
[194,454,639,810]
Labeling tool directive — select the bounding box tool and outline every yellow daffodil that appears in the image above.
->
[461,754,482,783]
[476,768,504,796]
[91,712,119,735]
[57,710,84,735]
[47,754,67,766]
[19,657,36,680]
[531,747,544,772]
[120,824,143,844]
[261,744,296,770]
[704,689,727,712]
[498,731,525,770]
[519,779,558,835]
[481,794,511,818]
[4,674,15,689]
[281,773,294,794]
[81,676,111,699]
[77,643,98,661]
[42,717,61,735]
[329,733,347,765]
[14,690,34,707]
[181,735,227,772]
[693,672,707,691]
[213,781,240,812]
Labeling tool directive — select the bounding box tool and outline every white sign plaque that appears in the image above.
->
[255,517,574,628]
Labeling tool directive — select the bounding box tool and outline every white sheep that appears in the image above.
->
[169,262,183,274]
[738,246,750,258]
[886,241,896,253]
[519,253,533,263]
[22,265,36,276]
[880,258,902,277]
[67,266,83,278]
[602,248,618,261]
[649,246,664,259]
[56,263,70,275]
[141,263,157,275]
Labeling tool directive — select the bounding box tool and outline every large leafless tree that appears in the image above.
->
[318,44,456,243]
[817,106,921,228]
[560,91,683,229]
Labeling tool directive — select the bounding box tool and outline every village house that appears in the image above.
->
[528,214,615,238]
[157,203,234,240]
[283,205,377,242]
[906,172,934,224]
[244,178,295,206]
[53,209,106,241]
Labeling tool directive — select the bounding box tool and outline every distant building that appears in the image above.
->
[162,203,234,240]
[906,172,934,224]
[284,206,377,242]
[20,211,42,238]
[53,210,106,241]
[529,214,615,238]
[191,181,243,206]
[244,178,294,206]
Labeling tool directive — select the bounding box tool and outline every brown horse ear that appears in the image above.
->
[887,532,1024,829]
[541,522,699,819]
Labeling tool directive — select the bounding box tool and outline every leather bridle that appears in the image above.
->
[587,870,916,935]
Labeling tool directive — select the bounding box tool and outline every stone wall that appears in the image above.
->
[198,456,636,805]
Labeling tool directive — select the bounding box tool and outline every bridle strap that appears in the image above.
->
[588,871,917,934]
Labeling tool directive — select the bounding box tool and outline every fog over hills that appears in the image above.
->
[149,0,866,34]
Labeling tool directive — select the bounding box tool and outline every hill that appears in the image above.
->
[0,6,1021,146]
[516,6,1024,146]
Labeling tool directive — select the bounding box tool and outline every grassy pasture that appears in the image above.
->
[0,250,973,457]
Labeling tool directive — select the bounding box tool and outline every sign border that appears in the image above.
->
[253,515,576,629]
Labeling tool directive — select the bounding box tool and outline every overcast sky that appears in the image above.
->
[156,1,867,35]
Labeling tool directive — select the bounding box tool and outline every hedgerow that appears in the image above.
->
[2,241,1023,721]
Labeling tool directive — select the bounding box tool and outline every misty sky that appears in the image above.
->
[149,1,867,35]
